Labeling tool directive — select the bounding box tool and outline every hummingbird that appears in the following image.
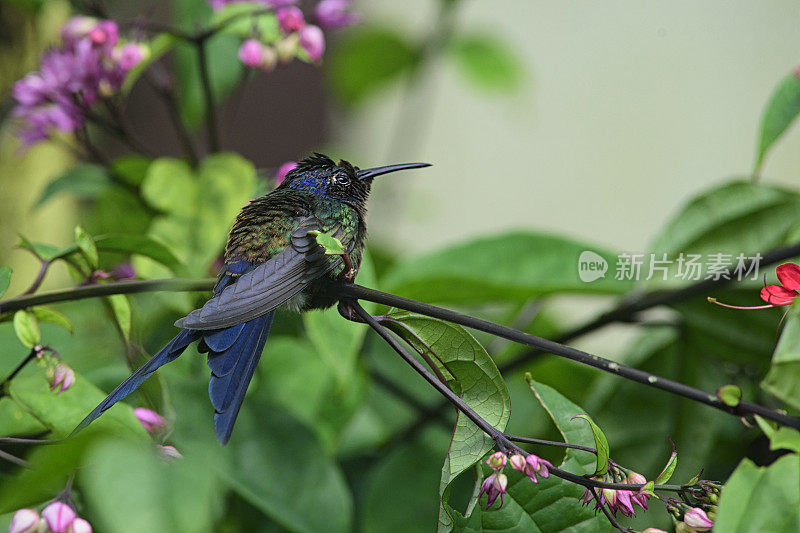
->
[76,153,430,444]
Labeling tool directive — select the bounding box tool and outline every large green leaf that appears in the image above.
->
[168,379,354,533]
[449,34,523,93]
[645,180,800,288]
[8,370,147,439]
[82,438,222,533]
[0,266,10,298]
[35,164,111,207]
[94,234,184,274]
[327,28,419,106]
[755,72,800,173]
[455,380,609,532]
[383,231,631,303]
[715,454,800,531]
[142,158,197,217]
[762,302,800,410]
[380,313,510,532]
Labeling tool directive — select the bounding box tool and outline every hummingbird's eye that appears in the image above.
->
[334,174,350,186]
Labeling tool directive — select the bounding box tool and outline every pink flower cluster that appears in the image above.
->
[10,502,91,533]
[579,471,650,518]
[12,17,146,147]
[477,451,554,510]
[231,0,359,70]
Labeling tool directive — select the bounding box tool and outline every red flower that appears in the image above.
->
[760,263,800,306]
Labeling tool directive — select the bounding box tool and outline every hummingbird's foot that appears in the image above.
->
[337,300,363,322]
[339,252,356,281]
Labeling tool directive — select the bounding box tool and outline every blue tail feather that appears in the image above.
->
[73,328,199,434]
[208,311,274,445]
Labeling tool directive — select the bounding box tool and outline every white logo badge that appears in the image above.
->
[578,251,608,282]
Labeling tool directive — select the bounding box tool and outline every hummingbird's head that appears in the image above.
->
[279,153,430,206]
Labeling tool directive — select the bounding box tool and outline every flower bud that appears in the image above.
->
[134,408,167,434]
[525,453,552,479]
[276,6,305,33]
[260,46,278,73]
[111,262,136,280]
[9,509,40,533]
[683,507,714,531]
[88,20,119,49]
[484,451,507,470]
[643,529,668,533]
[49,364,75,393]
[69,518,93,533]
[298,25,325,63]
[42,502,76,533]
[276,161,297,184]
[117,43,148,71]
[315,0,361,29]
[508,454,526,472]
[626,471,646,485]
[275,34,299,63]
[238,39,267,69]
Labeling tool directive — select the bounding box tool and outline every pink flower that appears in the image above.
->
[615,490,636,517]
[70,518,93,533]
[508,453,552,483]
[238,39,267,69]
[42,502,76,533]
[683,507,714,531]
[49,363,75,393]
[116,43,147,71]
[627,471,650,510]
[9,509,40,533]
[298,25,325,62]
[643,529,668,533]
[484,451,507,470]
[315,0,361,28]
[761,263,800,306]
[478,472,508,509]
[277,6,305,33]
[134,408,167,434]
[276,161,298,184]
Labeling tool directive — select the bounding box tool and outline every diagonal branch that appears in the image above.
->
[340,282,800,431]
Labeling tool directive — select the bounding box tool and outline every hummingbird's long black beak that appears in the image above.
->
[356,162,431,180]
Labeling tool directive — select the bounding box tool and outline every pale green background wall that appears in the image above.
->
[341,1,800,254]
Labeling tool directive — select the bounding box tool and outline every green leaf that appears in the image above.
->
[18,235,75,262]
[169,379,354,533]
[87,186,153,237]
[762,303,800,410]
[449,35,522,93]
[35,164,110,207]
[645,180,800,288]
[654,441,678,485]
[569,414,609,476]
[141,158,198,217]
[74,225,99,269]
[0,266,11,298]
[755,72,800,173]
[8,371,147,438]
[456,380,610,532]
[754,415,800,453]
[111,156,152,187]
[716,384,742,407]
[715,454,800,531]
[82,438,222,533]
[94,234,183,274]
[384,231,631,304]
[122,33,180,94]
[308,230,346,255]
[32,307,73,334]
[107,294,132,341]
[13,310,40,348]
[327,28,418,106]
[380,313,510,533]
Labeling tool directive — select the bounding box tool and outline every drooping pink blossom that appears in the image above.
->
[42,502,76,533]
